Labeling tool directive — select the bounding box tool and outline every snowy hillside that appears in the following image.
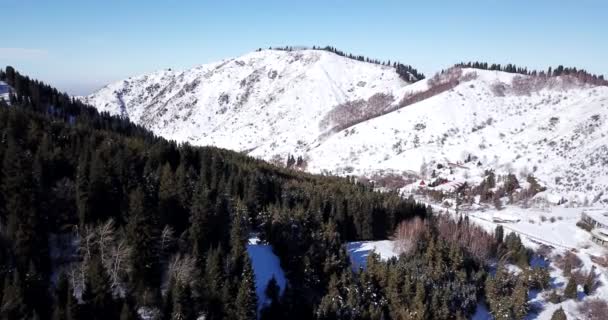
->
[84,51,608,205]
[307,68,608,205]
[82,49,409,156]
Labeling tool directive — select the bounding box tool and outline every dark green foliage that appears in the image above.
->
[235,255,257,320]
[172,283,195,320]
[485,265,529,320]
[455,61,608,86]
[564,277,578,300]
[551,307,567,320]
[0,272,27,319]
[498,232,530,268]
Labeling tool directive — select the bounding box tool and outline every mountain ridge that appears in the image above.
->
[82,49,608,205]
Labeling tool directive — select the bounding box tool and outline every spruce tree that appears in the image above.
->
[127,187,160,300]
[564,277,577,300]
[0,272,27,319]
[171,283,194,320]
[120,302,136,320]
[235,255,257,320]
[189,182,212,259]
[550,307,567,320]
[512,278,528,319]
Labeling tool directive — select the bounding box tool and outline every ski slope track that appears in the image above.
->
[83,49,608,205]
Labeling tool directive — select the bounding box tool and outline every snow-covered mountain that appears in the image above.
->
[83,49,410,155]
[84,49,608,205]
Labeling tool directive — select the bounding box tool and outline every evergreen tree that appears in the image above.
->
[171,283,194,320]
[120,302,136,320]
[0,272,27,319]
[189,182,212,259]
[512,278,528,319]
[550,307,567,320]
[564,277,577,300]
[235,255,257,320]
[127,187,161,301]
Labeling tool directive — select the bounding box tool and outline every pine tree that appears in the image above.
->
[260,277,281,320]
[412,282,428,320]
[189,182,212,259]
[229,200,250,274]
[2,136,43,269]
[512,278,528,319]
[171,283,194,320]
[550,307,567,320]
[584,266,596,295]
[120,302,136,320]
[0,272,27,319]
[235,255,257,320]
[495,225,504,243]
[564,277,577,300]
[126,187,161,300]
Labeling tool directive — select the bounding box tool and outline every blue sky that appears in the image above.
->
[2,0,607,95]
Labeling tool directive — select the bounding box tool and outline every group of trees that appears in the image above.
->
[0,66,432,319]
[456,61,608,86]
[260,45,426,82]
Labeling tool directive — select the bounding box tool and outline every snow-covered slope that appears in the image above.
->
[84,51,608,205]
[82,49,409,155]
[307,69,608,205]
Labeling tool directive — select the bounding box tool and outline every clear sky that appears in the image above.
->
[2,0,607,95]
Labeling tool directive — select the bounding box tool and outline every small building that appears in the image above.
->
[581,209,608,229]
[581,209,608,247]
[591,228,608,247]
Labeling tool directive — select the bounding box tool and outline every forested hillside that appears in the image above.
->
[0,67,554,320]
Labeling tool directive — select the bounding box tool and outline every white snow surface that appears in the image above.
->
[84,50,608,205]
[346,240,398,270]
[82,49,407,158]
[247,237,287,313]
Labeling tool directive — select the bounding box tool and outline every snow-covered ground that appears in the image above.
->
[82,49,409,160]
[346,240,398,270]
[247,237,287,312]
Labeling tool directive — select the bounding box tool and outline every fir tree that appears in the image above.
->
[235,255,257,320]
[0,272,27,319]
[550,307,567,320]
[564,277,577,300]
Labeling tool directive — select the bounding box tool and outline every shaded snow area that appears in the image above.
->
[346,240,398,270]
[0,81,11,103]
[247,237,287,312]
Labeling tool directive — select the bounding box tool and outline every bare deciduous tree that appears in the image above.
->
[394,217,427,254]
[578,299,608,320]
[167,253,197,285]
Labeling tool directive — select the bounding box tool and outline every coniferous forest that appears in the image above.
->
[0,66,551,320]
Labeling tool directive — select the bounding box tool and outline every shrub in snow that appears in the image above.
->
[577,299,608,320]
